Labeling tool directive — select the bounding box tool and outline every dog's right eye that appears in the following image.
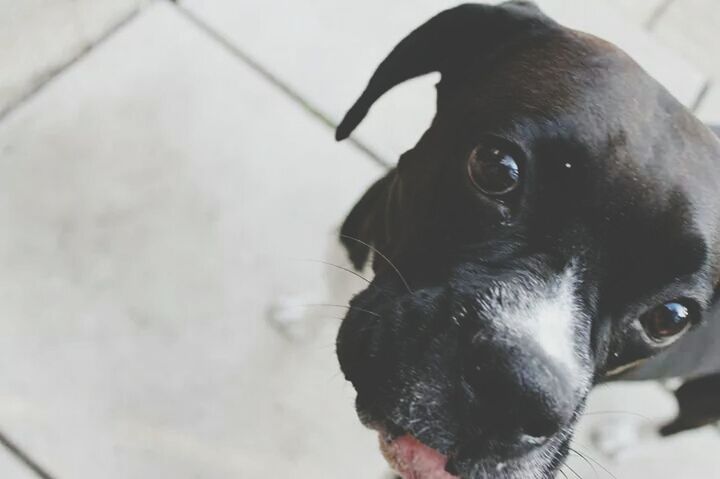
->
[467,144,521,196]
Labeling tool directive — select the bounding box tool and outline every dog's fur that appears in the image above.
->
[333,2,720,478]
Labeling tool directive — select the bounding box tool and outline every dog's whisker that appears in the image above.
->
[298,258,398,298]
[303,303,382,318]
[310,315,346,324]
[298,258,373,285]
[568,447,599,479]
[345,320,380,340]
[569,446,617,479]
[558,468,570,479]
[582,410,652,421]
[564,462,583,479]
[340,234,413,293]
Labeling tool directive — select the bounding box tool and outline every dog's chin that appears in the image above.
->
[370,424,568,479]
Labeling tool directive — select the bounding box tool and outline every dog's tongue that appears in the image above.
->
[379,434,458,479]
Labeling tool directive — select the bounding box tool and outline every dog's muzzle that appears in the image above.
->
[337,266,591,478]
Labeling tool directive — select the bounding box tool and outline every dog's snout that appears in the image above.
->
[463,335,575,445]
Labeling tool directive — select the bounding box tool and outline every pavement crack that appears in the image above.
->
[691,79,712,113]
[172,2,391,170]
[0,3,144,124]
[0,429,56,479]
[644,0,675,30]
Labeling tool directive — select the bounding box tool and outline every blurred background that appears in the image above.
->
[1,0,720,477]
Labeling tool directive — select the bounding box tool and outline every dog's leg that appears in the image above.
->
[591,375,720,458]
[266,291,327,340]
[586,381,681,459]
[589,415,655,459]
[660,374,720,436]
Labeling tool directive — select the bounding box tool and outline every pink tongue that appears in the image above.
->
[380,434,458,479]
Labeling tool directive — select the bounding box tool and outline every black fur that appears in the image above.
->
[335,2,720,477]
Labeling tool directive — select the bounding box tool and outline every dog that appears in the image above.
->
[332,2,720,478]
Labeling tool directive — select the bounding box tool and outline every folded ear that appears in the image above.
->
[335,1,552,141]
[340,172,396,270]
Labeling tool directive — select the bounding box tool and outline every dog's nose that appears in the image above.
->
[463,335,575,448]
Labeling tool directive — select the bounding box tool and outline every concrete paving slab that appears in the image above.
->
[0,444,39,479]
[1,1,717,478]
[697,87,720,124]
[573,381,720,478]
[652,0,720,81]
[181,0,706,164]
[606,0,666,25]
[0,2,386,478]
[0,0,148,117]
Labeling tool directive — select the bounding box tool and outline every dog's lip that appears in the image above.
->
[357,400,579,478]
[365,418,568,479]
[378,432,459,479]
[360,415,458,478]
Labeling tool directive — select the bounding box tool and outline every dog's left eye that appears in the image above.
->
[467,144,521,196]
[640,300,697,343]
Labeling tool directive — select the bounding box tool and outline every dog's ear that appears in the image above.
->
[335,1,551,141]
[340,172,396,270]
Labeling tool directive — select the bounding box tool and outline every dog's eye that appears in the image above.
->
[467,145,520,196]
[640,300,697,343]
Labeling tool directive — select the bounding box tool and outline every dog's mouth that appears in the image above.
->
[379,432,458,479]
[367,416,574,479]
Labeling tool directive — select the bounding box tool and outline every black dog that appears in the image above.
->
[333,2,720,478]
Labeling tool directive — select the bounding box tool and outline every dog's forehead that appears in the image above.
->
[462,30,675,133]
[450,29,720,223]
[430,28,720,289]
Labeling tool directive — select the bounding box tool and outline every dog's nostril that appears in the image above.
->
[521,415,559,440]
[514,433,550,453]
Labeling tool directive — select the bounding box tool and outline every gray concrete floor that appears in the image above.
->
[0,0,719,478]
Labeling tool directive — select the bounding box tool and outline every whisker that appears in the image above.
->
[568,447,599,479]
[350,319,380,335]
[340,234,413,293]
[304,303,382,318]
[564,462,583,479]
[310,316,345,324]
[582,410,652,421]
[298,258,373,285]
[570,446,617,479]
[558,468,570,479]
[297,258,397,298]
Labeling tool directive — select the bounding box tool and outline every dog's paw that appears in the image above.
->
[266,294,318,341]
[589,417,655,459]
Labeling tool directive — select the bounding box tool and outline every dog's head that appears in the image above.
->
[334,2,720,478]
